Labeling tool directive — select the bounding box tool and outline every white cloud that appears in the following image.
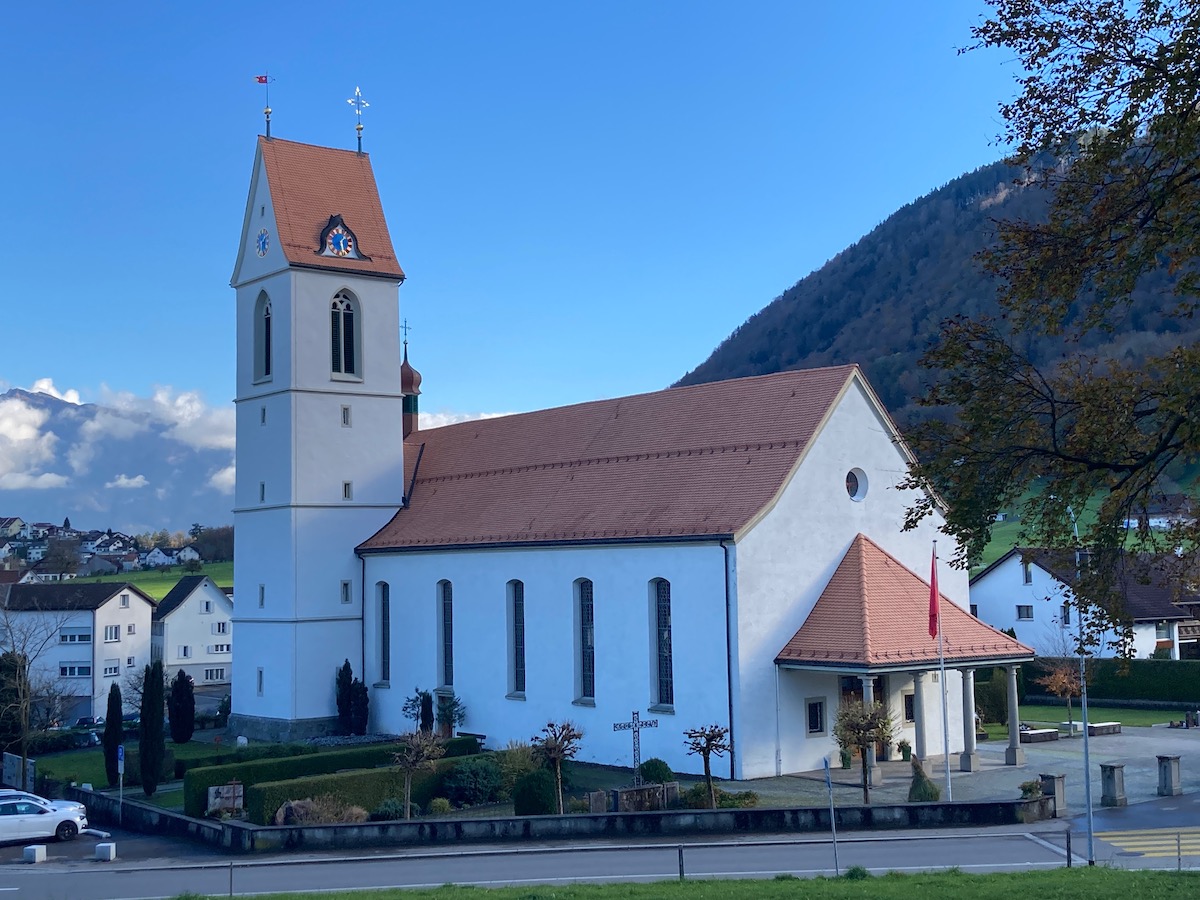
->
[105,474,148,489]
[207,465,236,495]
[0,472,69,489]
[28,378,82,405]
[0,396,67,490]
[100,385,235,452]
[420,411,514,429]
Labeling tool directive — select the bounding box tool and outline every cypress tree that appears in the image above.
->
[102,683,123,787]
[138,661,165,796]
[335,659,354,735]
[167,670,195,744]
[349,677,369,736]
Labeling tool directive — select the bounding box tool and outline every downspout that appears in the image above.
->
[359,552,366,684]
[721,539,736,780]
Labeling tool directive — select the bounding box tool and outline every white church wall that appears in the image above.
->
[231,154,287,288]
[293,393,407,507]
[364,540,731,777]
[233,392,293,513]
[733,376,967,778]
[233,269,293,401]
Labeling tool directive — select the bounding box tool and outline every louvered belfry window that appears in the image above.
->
[654,579,673,706]
[330,292,357,375]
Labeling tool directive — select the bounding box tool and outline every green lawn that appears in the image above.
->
[71,561,233,600]
[980,702,1178,738]
[181,869,1199,900]
[36,738,230,787]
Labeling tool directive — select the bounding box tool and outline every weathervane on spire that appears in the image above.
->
[347,86,370,154]
[255,72,276,139]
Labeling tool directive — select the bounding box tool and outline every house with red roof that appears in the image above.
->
[228,134,1032,778]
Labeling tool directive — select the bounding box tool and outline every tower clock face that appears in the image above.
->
[256,228,270,257]
[327,226,353,257]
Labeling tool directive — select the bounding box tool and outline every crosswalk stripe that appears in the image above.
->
[1098,828,1200,857]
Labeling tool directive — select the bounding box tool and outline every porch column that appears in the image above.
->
[1005,664,1025,766]
[959,668,979,772]
[912,671,927,761]
[860,675,881,786]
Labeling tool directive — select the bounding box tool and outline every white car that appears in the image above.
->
[0,790,86,816]
[0,798,87,842]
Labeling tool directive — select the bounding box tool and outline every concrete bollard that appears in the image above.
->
[95,842,117,862]
[1100,763,1127,807]
[1158,755,1182,797]
[1039,773,1067,818]
[23,845,46,864]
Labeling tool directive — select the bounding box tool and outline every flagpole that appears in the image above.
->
[934,541,952,801]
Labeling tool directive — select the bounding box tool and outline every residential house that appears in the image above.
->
[0,518,23,539]
[0,582,155,721]
[151,575,232,686]
[176,545,202,564]
[970,548,1199,659]
[144,547,177,568]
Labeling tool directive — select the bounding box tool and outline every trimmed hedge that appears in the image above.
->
[174,743,318,779]
[1026,657,1200,703]
[183,744,398,817]
[443,736,481,758]
[246,757,459,825]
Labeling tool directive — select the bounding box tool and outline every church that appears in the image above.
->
[228,134,1032,781]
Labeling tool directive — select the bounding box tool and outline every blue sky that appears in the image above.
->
[2,1,1014,425]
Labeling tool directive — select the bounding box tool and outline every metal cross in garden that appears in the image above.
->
[613,710,658,786]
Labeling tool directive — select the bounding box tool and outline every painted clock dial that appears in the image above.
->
[256,228,270,257]
[327,226,353,257]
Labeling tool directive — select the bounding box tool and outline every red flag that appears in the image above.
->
[255,75,270,84]
[929,545,939,639]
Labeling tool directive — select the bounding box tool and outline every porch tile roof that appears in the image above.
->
[776,534,1034,669]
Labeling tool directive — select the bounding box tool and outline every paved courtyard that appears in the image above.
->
[723,723,1200,813]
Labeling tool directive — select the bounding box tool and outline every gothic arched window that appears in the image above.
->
[330,291,360,377]
[254,292,272,381]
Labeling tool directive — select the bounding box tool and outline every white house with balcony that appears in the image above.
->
[0,582,154,721]
[151,575,232,685]
[970,548,1198,659]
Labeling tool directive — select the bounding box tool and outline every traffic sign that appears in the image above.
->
[117,744,125,775]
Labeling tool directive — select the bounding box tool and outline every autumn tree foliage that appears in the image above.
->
[392,730,444,819]
[904,1,1200,653]
[833,701,894,805]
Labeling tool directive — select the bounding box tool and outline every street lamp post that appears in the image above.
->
[1066,505,1096,866]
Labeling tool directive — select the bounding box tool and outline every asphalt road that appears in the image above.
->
[0,830,1080,900]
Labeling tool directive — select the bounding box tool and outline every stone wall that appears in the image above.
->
[67,785,1053,854]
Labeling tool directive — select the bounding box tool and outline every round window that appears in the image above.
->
[846,468,868,501]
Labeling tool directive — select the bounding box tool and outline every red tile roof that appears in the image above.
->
[258,137,405,280]
[359,366,861,550]
[776,534,1033,669]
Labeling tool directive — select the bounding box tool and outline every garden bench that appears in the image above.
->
[1088,721,1121,736]
[1019,728,1059,743]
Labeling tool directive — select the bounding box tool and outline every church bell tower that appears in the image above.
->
[228,136,407,739]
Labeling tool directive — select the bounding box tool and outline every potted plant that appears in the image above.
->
[897,738,912,762]
[839,747,852,769]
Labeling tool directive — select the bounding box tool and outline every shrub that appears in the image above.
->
[566,796,589,813]
[26,731,82,755]
[495,740,540,799]
[122,747,175,789]
[512,769,557,816]
[274,795,369,825]
[370,798,409,821]
[443,736,482,758]
[442,755,502,807]
[681,783,759,809]
[245,757,459,825]
[168,670,195,744]
[974,668,1009,724]
[907,757,941,802]
[184,744,399,817]
[427,797,452,816]
[336,660,354,735]
[1019,779,1044,799]
[637,757,673,785]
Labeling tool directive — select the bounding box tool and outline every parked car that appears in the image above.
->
[0,790,86,816]
[73,716,104,729]
[0,798,87,842]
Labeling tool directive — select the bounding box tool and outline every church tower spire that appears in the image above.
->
[229,135,406,740]
[400,336,422,439]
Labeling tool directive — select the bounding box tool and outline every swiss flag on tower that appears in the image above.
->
[929,544,940,639]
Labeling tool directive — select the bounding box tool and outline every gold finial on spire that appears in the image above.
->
[255,73,276,139]
[347,85,370,154]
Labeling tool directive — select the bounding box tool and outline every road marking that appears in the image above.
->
[1098,826,1200,857]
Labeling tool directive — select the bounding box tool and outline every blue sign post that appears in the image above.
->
[117,745,125,825]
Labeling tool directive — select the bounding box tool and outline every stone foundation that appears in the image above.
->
[226,713,339,743]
